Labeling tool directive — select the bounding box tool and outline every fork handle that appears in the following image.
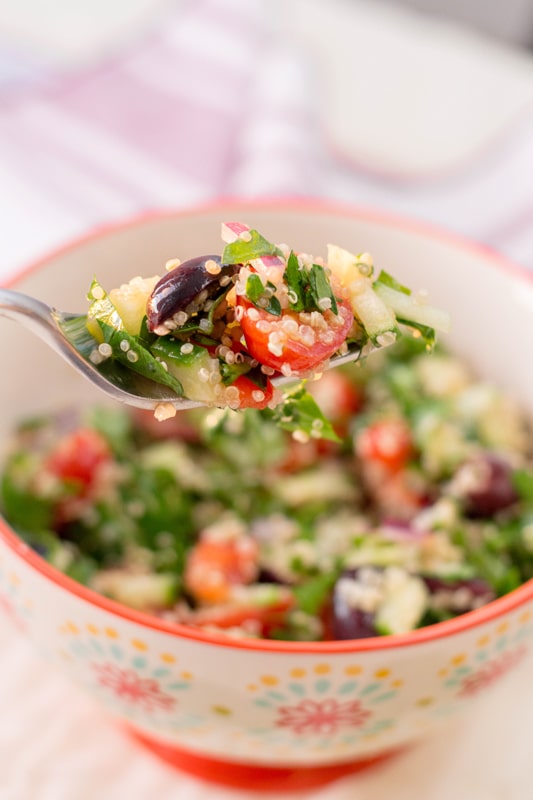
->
[0,288,67,354]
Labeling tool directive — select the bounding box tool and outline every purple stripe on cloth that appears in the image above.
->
[56,66,240,188]
[4,0,268,194]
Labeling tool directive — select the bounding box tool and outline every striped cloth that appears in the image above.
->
[1,0,533,276]
[2,2,533,798]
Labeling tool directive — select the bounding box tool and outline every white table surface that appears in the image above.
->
[2,1,533,796]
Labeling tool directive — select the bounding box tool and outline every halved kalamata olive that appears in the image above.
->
[329,567,380,640]
[452,454,518,518]
[422,575,495,613]
[146,255,239,334]
[331,605,377,641]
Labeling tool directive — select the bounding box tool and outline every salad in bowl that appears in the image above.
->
[3,336,532,643]
[2,204,533,790]
[81,221,449,423]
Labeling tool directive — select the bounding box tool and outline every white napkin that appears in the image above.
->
[283,0,533,178]
[0,0,178,70]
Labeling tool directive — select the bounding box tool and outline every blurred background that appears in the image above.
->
[1,0,533,276]
[2,1,533,798]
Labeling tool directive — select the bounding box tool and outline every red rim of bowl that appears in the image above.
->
[2,196,533,654]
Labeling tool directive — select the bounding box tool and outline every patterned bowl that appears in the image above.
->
[1,201,533,792]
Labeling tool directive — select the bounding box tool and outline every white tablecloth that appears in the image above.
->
[2,1,533,796]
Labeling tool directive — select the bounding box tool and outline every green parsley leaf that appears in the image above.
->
[375,270,411,295]
[96,320,184,397]
[308,263,338,315]
[272,386,341,443]
[245,274,282,316]
[293,571,339,616]
[396,317,436,348]
[219,360,252,386]
[284,251,307,311]
[513,469,533,504]
[222,229,283,265]
[87,278,124,331]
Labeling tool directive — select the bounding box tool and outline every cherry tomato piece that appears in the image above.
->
[231,374,274,410]
[238,297,354,375]
[184,536,260,604]
[356,418,413,472]
[45,428,111,494]
[188,589,294,636]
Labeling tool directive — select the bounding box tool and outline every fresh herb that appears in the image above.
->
[151,338,206,367]
[245,274,282,316]
[86,278,124,334]
[219,360,253,386]
[512,469,533,504]
[375,270,411,295]
[284,253,339,315]
[293,571,339,616]
[222,229,283,265]
[308,263,338,314]
[272,386,341,443]
[284,251,306,311]
[396,318,436,348]
[96,321,184,397]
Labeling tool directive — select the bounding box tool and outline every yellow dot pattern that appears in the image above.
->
[290,668,306,679]
[374,668,390,679]
[260,675,279,686]
[66,621,79,634]
[451,653,466,666]
[344,665,363,676]
[496,621,509,635]
[416,697,434,707]
[212,705,232,716]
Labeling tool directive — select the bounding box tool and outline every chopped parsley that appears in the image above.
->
[222,229,283,265]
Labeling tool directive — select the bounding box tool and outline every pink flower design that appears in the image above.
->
[458,646,527,698]
[0,592,26,632]
[275,698,372,736]
[92,662,176,713]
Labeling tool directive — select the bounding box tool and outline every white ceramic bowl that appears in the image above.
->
[1,201,533,792]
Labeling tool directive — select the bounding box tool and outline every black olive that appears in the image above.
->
[454,454,518,518]
[329,567,379,640]
[146,255,239,333]
[422,575,495,613]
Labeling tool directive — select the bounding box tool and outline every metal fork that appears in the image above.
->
[0,288,365,411]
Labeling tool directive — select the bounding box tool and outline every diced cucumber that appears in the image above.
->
[348,277,398,340]
[327,244,373,284]
[375,572,428,635]
[374,283,451,333]
[109,275,160,336]
[91,570,178,611]
[150,340,222,404]
[272,465,358,506]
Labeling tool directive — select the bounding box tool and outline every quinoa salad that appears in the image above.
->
[3,337,533,642]
[78,222,449,422]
